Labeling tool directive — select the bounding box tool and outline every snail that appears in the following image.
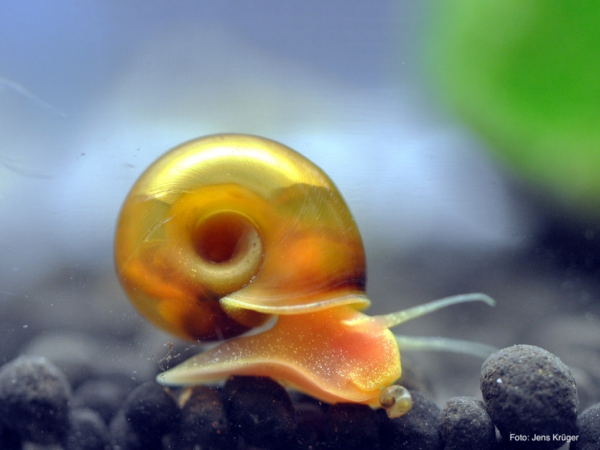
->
[114,134,495,418]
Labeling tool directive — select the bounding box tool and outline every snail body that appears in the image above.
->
[159,305,400,406]
[115,134,494,417]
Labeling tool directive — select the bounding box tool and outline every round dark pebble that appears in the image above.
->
[22,333,102,390]
[0,355,72,445]
[223,376,295,449]
[571,403,600,450]
[292,394,328,450]
[326,403,380,450]
[440,397,496,450]
[481,345,578,449]
[65,408,109,450]
[120,381,180,447]
[110,410,148,450]
[177,386,234,450]
[73,377,135,424]
[378,389,442,450]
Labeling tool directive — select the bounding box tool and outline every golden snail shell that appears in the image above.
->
[114,134,369,341]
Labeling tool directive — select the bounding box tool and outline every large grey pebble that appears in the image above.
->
[481,345,578,449]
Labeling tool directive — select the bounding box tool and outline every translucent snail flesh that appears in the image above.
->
[114,134,495,418]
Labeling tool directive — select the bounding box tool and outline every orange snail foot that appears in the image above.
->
[157,304,402,409]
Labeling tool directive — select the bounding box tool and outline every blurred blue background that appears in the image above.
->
[0,0,528,295]
[3,1,597,406]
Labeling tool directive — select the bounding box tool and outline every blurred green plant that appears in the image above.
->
[424,0,600,218]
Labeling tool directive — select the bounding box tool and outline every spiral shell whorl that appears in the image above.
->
[115,134,368,341]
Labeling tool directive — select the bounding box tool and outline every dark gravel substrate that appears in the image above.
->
[0,344,592,449]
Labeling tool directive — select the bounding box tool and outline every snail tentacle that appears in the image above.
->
[372,293,495,329]
[394,335,498,359]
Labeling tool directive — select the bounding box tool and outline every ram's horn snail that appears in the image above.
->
[114,134,495,418]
